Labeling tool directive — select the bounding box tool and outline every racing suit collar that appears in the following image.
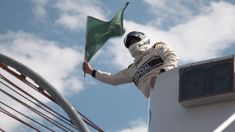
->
[128,43,151,63]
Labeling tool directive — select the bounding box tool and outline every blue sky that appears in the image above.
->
[1,0,235,131]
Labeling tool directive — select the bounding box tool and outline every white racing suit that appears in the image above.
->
[93,42,178,98]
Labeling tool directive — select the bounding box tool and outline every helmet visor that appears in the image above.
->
[125,36,141,48]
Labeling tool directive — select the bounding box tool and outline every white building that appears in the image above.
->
[149,55,235,132]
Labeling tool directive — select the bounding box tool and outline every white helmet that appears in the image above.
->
[124,31,150,48]
[124,31,150,58]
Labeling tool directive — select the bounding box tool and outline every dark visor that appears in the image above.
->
[125,36,141,48]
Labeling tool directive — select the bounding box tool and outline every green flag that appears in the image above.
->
[85,2,129,62]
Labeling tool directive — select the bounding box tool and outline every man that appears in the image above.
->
[83,31,178,98]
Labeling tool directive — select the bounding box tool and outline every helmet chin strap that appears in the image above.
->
[128,41,150,58]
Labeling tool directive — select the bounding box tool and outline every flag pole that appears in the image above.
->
[83,58,86,78]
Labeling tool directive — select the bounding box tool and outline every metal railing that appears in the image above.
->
[0,53,104,132]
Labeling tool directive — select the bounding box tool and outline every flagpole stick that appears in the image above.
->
[83,58,86,78]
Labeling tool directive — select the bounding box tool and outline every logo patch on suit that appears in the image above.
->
[133,56,163,85]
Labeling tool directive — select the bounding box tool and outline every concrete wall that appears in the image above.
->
[148,67,235,132]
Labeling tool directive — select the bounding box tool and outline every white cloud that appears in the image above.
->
[107,38,133,69]
[32,0,49,17]
[32,0,108,31]
[54,0,108,31]
[167,1,235,62]
[143,0,213,28]
[55,13,81,31]
[118,119,147,132]
[0,31,84,94]
[107,1,235,68]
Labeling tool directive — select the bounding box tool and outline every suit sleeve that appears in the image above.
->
[94,67,133,86]
[154,42,179,71]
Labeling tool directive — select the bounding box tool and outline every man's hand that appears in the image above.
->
[82,60,93,75]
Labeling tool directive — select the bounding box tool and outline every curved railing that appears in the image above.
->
[0,53,92,132]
